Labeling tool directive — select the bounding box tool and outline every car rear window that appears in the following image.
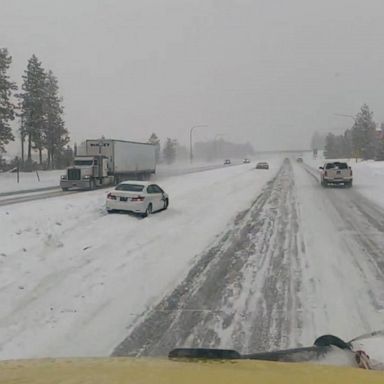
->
[325,162,348,169]
[115,184,144,192]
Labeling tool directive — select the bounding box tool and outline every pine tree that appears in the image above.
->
[163,138,177,164]
[148,132,160,162]
[351,104,377,159]
[375,123,384,161]
[19,54,46,169]
[0,48,17,152]
[43,70,69,168]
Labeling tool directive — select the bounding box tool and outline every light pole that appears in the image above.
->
[334,113,356,122]
[214,134,224,160]
[189,124,207,163]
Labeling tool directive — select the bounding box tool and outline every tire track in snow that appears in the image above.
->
[302,161,384,311]
[113,159,304,356]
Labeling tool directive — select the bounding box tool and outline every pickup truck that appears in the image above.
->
[319,161,352,187]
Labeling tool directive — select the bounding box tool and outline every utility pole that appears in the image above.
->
[189,125,207,163]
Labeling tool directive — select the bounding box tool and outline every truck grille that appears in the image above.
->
[68,168,81,180]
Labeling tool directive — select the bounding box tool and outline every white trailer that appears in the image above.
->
[60,139,156,190]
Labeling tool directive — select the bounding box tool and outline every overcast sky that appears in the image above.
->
[2,0,384,152]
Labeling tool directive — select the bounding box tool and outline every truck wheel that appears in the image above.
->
[142,203,152,218]
[89,180,96,190]
[107,209,116,214]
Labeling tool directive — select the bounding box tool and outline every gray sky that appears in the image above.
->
[2,0,384,152]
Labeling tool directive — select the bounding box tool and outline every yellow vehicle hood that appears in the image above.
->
[1,357,384,384]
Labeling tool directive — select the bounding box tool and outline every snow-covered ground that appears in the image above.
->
[0,170,63,195]
[2,154,384,364]
[0,159,280,359]
[0,160,235,195]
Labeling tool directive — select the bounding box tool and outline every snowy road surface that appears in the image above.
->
[0,161,279,359]
[113,159,384,356]
[1,158,384,360]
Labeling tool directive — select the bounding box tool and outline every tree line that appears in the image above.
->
[322,104,384,160]
[147,133,255,164]
[0,48,69,170]
[147,133,186,164]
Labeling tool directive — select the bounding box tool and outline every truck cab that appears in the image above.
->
[60,155,112,190]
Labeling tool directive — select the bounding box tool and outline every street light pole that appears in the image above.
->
[189,124,207,163]
[333,113,356,122]
[214,134,224,160]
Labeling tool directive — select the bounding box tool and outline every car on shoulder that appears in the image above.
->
[255,161,269,169]
[243,158,251,164]
[106,181,169,217]
[296,157,303,163]
[319,161,352,187]
[224,159,231,165]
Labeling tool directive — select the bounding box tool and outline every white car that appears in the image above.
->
[106,181,169,217]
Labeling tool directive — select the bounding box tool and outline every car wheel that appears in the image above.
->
[321,180,327,187]
[107,209,116,214]
[62,187,69,191]
[346,181,352,188]
[142,203,153,218]
[163,198,169,210]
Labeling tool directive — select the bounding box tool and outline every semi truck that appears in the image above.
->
[60,139,156,190]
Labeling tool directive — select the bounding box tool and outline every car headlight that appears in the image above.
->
[60,175,67,180]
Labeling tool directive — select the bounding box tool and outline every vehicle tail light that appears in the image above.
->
[324,171,328,176]
[350,169,353,176]
[131,195,145,202]
[107,192,116,200]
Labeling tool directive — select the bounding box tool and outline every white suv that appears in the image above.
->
[319,161,353,187]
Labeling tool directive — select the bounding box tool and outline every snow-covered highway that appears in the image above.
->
[1,158,384,360]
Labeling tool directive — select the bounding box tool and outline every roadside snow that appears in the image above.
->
[0,159,280,359]
[0,161,239,195]
[0,170,62,194]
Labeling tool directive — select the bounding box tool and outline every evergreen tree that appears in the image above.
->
[375,123,384,161]
[55,144,74,168]
[43,70,69,168]
[163,138,177,164]
[324,131,352,159]
[19,54,46,169]
[0,48,17,152]
[148,132,160,162]
[376,139,384,161]
[351,104,377,159]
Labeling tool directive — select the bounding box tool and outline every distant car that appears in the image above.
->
[243,158,251,164]
[224,159,231,165]
[256,162,269,169]
[106,181,169,217]
[319,161,352,187]
[296,157,303,163]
